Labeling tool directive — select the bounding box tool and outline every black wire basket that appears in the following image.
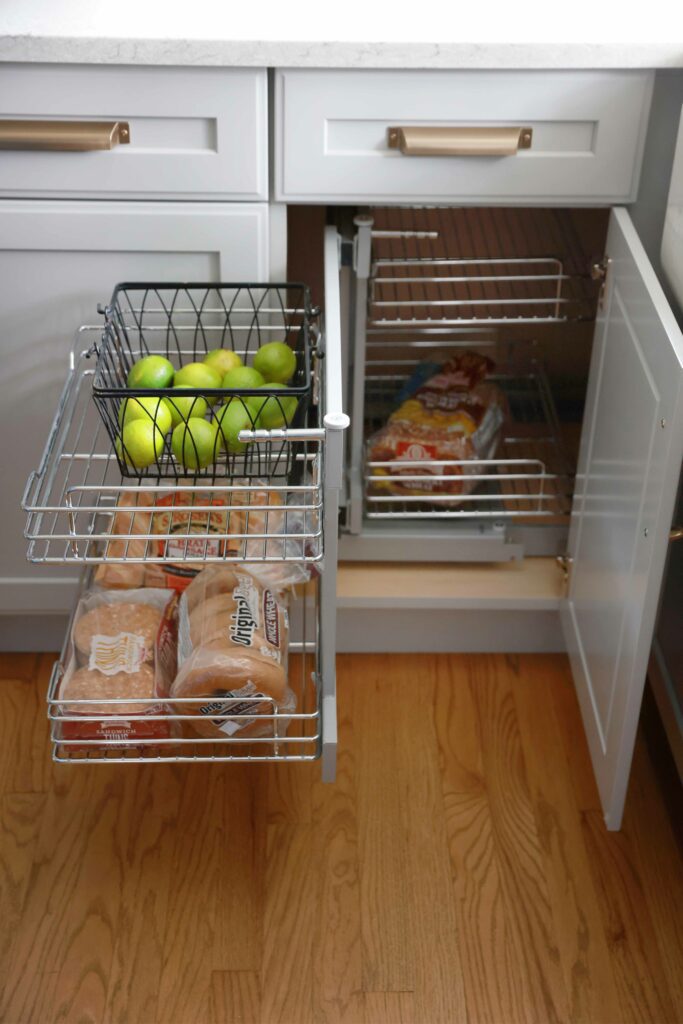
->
[92,282,315,480]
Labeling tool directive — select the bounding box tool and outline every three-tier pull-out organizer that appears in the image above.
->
[340,206,603,562]
[22,228,348,779]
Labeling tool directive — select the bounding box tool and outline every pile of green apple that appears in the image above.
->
[115,342,299,470]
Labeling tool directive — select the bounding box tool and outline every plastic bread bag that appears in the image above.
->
[171,566,295,741]
[94,484,312,593]
[367,352,507,502]
[56,587,178,750]
[94,489,154,589]
[229,480,315,591]
[143,487,242,591]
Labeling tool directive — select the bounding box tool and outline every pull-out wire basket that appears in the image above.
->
[94,282,315,481]
[364,207,601,327]
[364,358,574,522]
[23,336,324,566]
[48,577,320,764]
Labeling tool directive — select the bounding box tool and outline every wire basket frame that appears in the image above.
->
[363,359,574,522]
[23,341,325,566]
[365,207,601,327]
[93,283,315,481]
[47,578,321,764]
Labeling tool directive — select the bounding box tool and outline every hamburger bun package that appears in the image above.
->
[55,587,178,751]
[171,566,295,741]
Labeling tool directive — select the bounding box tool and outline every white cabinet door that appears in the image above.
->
[1,200,272,626]
[561,207,683,830]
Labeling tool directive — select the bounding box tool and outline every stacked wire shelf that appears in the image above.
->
[22,260,346,765]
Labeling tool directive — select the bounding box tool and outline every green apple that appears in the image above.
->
[253,341,297,384]
[118,395,172,435]
[173,362,222,405]
[166,387,209,428]
[221,366,265,390]
[171,418,222,470]
[115,419,166,469]
[244,391,268,423]
[215,399,253,454]
[257,388,299,430]
[202,348,243,377]
[126,355,175,389]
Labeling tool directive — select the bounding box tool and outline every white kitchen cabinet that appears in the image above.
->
[0,65,268,200]
[0,199,282,624]
[275,69,653,204]
[9,61,683,830]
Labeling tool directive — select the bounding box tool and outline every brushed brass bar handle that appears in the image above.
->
[670,526,683,542]
[0,120,130,151]
[387,125,532,157]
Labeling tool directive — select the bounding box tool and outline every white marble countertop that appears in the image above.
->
[1,0,682,69]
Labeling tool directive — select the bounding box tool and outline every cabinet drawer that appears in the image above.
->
[275,69,653,204]
[0,64,268,199]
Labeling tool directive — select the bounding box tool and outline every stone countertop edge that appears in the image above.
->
[1,37,683,69]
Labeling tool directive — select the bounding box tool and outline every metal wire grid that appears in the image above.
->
[365,207,600,327]
[363,358,574,521]
[23,335,324,565]
[48,579,321,764]
[93,283,314,480]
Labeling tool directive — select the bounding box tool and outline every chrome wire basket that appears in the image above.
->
[93,282,315,481]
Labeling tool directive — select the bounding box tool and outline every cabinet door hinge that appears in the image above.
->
[340,238,354,268]
[591,257,611,311]
[556,555,574,595]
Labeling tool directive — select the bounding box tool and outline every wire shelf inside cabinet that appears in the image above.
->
[364,362,574,522]
[23,341,324,566]
[94,282,314,480]
[48,583,321,765]
[366,207,601,327]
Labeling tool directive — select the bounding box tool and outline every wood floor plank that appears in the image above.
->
[472,655,571,1024]
[0,793,46,998]
[103,767,183,1024]
[0,768,101,1024]
[0,661,54,797]
[48,770,136,1024]
[362,991,416,1023]
[354,655,415,994]
[266,761,313,825]
[210,971,261,1024]
[581,808,678,1023]
[392,656,467,1024]
[155,767,227,1024]
[310,655,363,1024]
[216,764,268,973]
[260,823,315,1024]
[434,656,534,1024]
[513,655,623,1024]
[623,736,683,1019]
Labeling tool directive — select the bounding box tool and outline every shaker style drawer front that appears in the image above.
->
[0,64,268,199]
[275,69,653,204]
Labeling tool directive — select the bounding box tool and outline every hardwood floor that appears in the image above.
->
[0,652,681,1024]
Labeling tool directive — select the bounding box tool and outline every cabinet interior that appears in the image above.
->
[289,204,610,561]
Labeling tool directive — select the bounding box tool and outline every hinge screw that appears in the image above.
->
[644,528,649,537]
[661,419,667,428]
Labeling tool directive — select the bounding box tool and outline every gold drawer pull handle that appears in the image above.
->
[387,125,533,157]
[670,526,683,542]
[0,120,131,151]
